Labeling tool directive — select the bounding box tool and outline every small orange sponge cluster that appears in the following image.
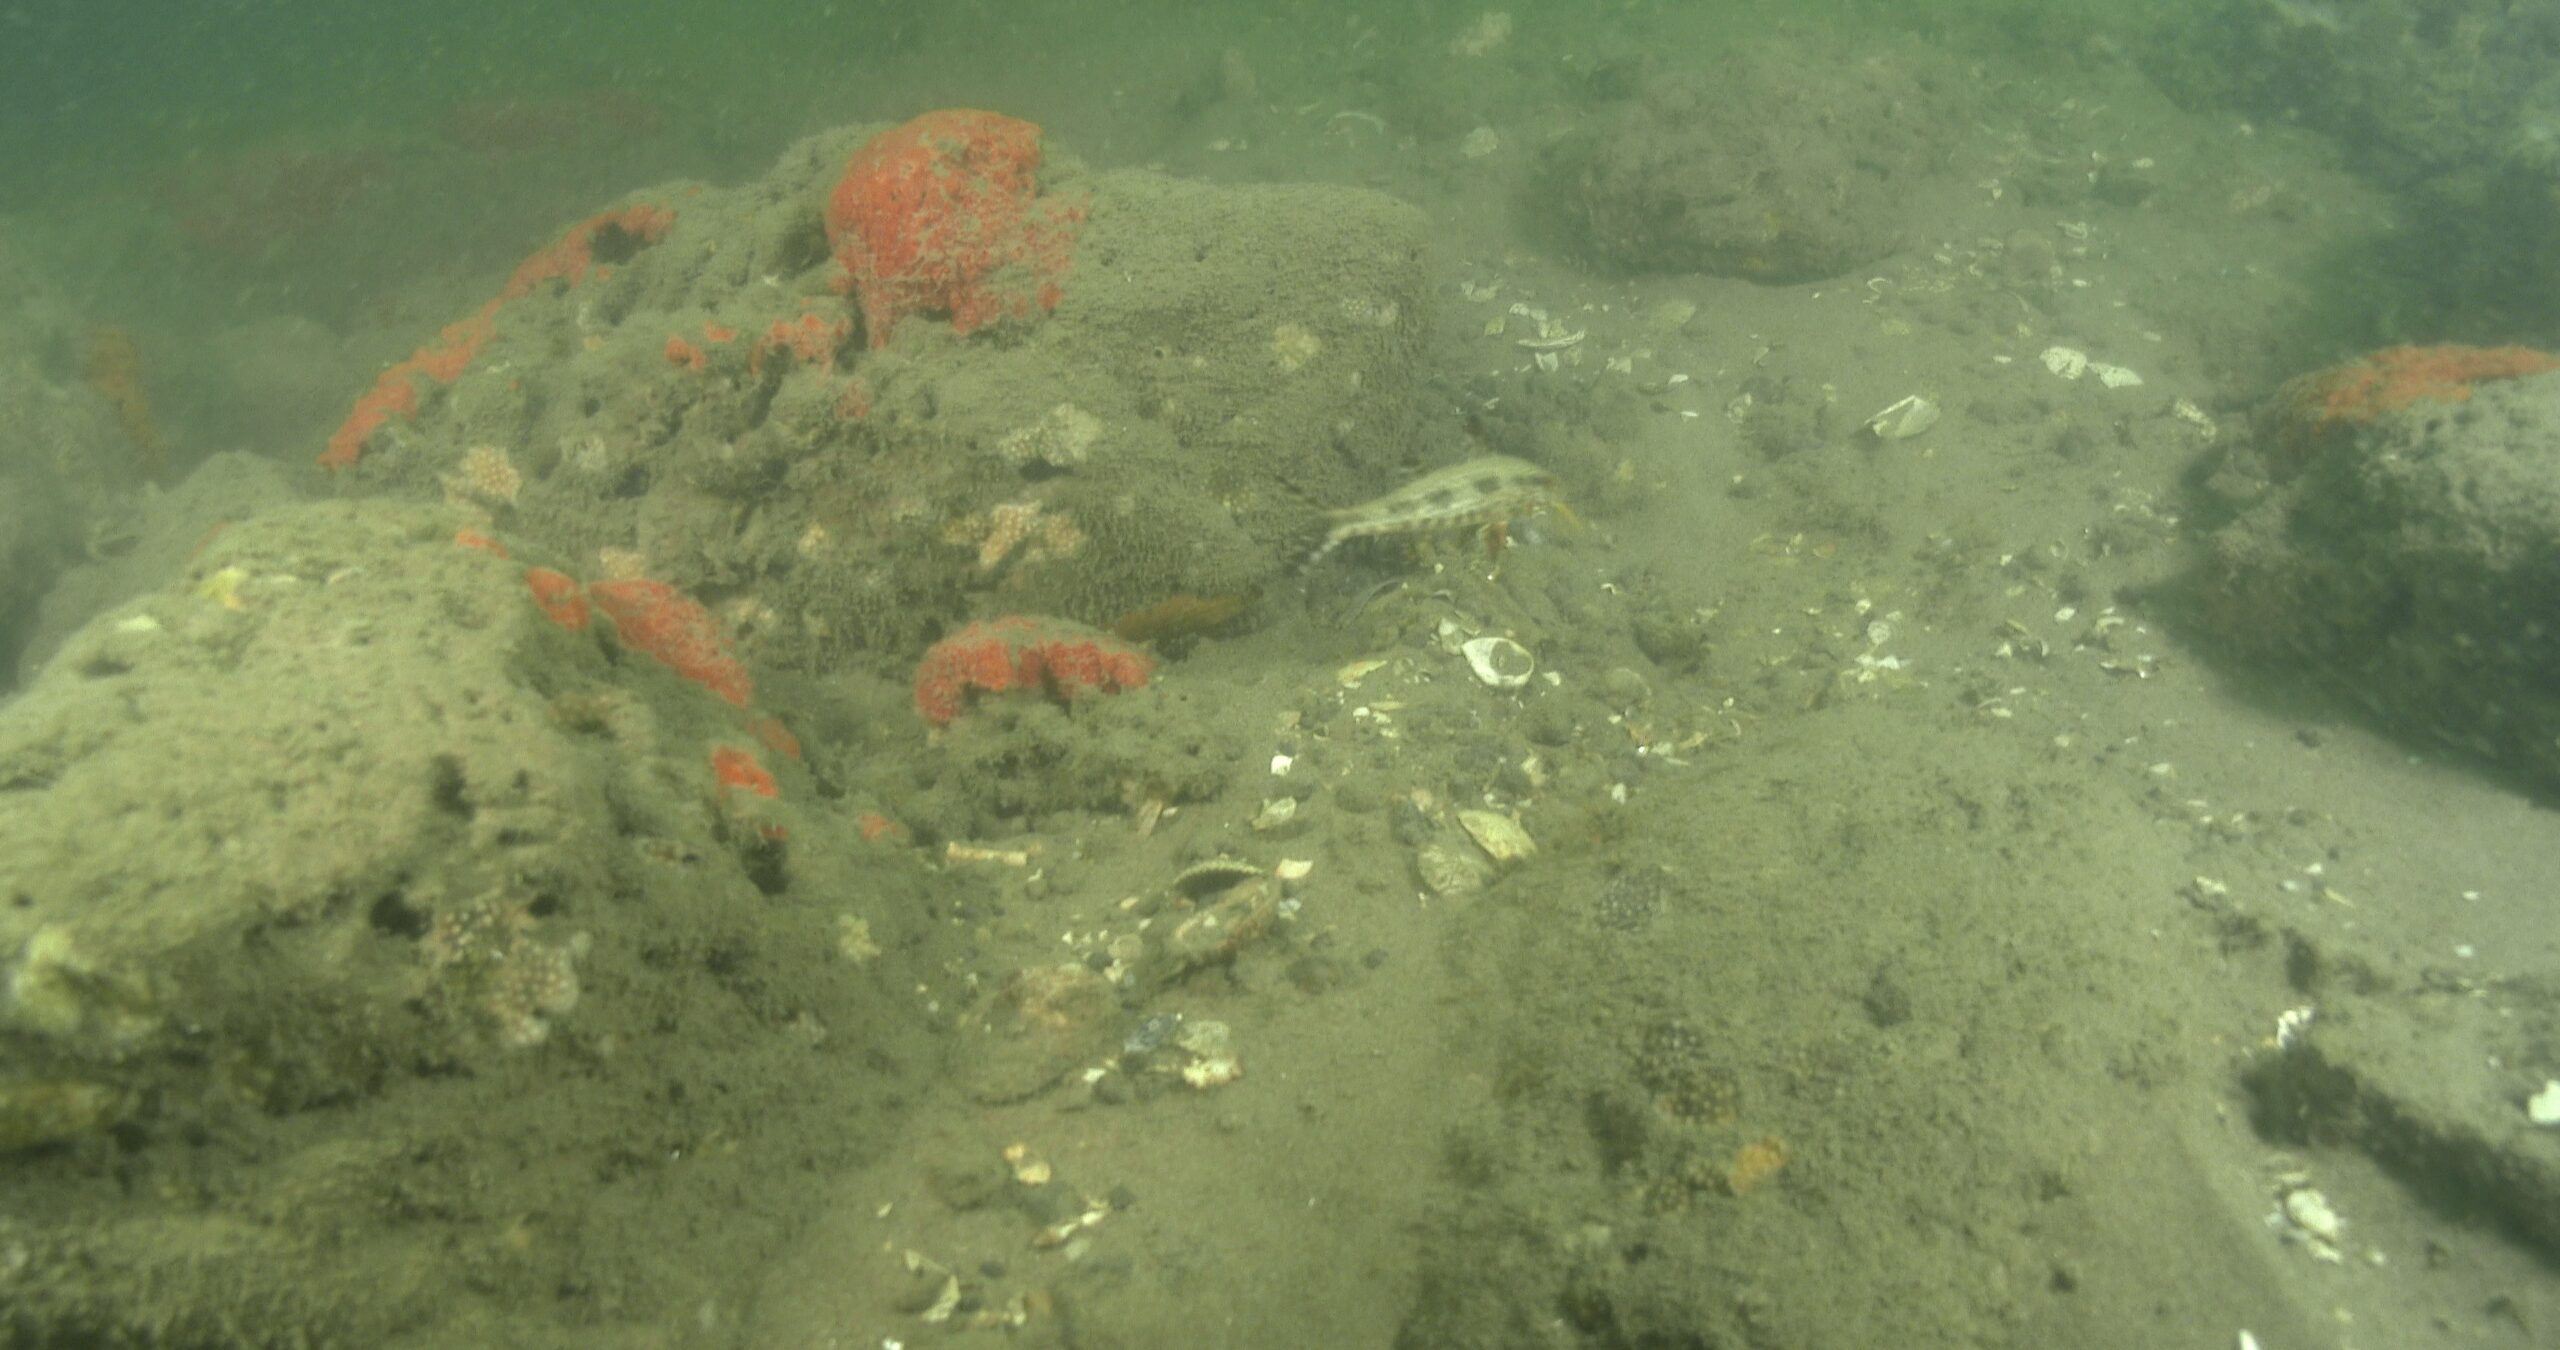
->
[520,566,751,708]
[823,109,1084,349]
[587,579,755,708]
[709,745,780,799]
[912,615,1153,726]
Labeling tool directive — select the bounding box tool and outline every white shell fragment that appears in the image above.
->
[1864,394,1939,440]
[2529,1079,2560,1126]
[1462,636,1535,689]
[2283,1188,2341,1243]
[1457,809,1537,863]
[2270,1181,2345,1263]
[2091,361,2144,388]
[1176,1019,1241,1089]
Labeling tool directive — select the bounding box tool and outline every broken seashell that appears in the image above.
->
[1171,856,1265,900]
[1462,635,1535,689]
[1458,808,1536,863]
[1415,841,1489,896]
[1863,394,1939,440]
[1335,657,1389,686]
[1181,1054,1242,1088]
[1002,1142,1053,1186]
[2040,345,2089,379]
[2090,361,2143,388]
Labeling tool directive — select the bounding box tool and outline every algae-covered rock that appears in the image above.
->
[0,496,944,1339]
[1541,42,1966,283]
[0,501,628,1125]
[2194,368,2560,786]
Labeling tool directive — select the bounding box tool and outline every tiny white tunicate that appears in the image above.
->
[2529,1080,2560,1126]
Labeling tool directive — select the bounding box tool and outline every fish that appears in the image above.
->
[1306,455,1566,564]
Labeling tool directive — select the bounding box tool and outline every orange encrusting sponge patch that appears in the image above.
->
[588,578,754,708]
[2301,343,2560,430]
[709,745,780,799]
[823,110,1084,349]
[911,615,1152,726]
[319,204,674,470]
[523,567,590,630]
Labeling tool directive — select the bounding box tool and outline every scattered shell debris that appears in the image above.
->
[1503,302,1586,371]
[903,1249,963,1322]
[2039,345,2143,387]
[1002,1142,1053,1186]
[1032,1198,1113,1249]
[1514,327,1587,353]
[2267,1178,2346,1263]
[1336,656,1390,687]
[1416,841,1492,897]
[1175,1018,1241,1089]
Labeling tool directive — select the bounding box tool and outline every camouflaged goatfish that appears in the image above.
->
[1305,456,1569,564]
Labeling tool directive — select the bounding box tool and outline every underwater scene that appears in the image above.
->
[5,0,2560,1345]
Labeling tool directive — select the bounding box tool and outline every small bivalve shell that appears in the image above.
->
[1863,394,1939,440]
[1415,842,1490,896]
[1171,856,1264,900]
[1458,808,1536,864]
[1462,635,1535,689]
[2040,345,2090,379]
